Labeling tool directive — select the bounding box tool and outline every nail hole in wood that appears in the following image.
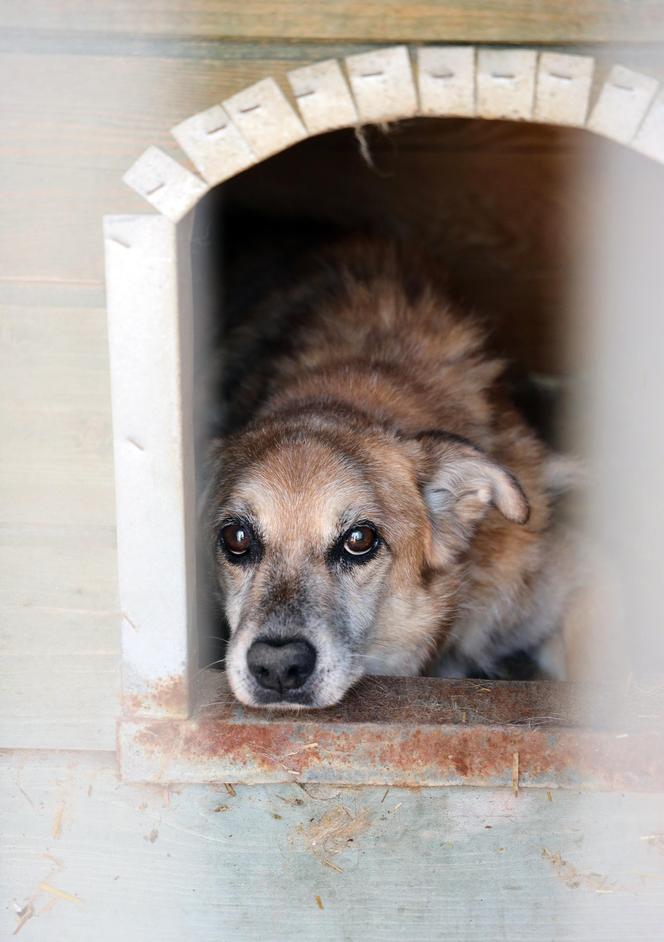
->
[359,71,384,79]
[490,72,516,81]
[612,82,635,92]
[295,90,316,99]
[127,438,145,452]
[108,236,131,249]
[430,71,455,80]
[205,123,228,135]
[238,103,261,114]
[144,181,165,197]
[548,72,573,82]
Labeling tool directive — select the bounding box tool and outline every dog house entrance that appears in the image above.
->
[105,45,664,784]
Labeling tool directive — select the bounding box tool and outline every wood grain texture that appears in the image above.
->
[0,51,309,283]
[4,0,664,43]
[0,286,120,749]
[2,751,664,941]
[0,531,120,750]
[0,613,119,750]
[0,299,114,527]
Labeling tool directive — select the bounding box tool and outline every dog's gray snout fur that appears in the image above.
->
[247,638,316,693]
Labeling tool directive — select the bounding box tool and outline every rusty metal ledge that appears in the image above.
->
[118,671,664,790]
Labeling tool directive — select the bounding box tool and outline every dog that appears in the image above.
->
[203,238,610,709]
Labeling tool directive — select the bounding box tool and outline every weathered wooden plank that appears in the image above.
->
[0,301,115,527]
[2,750,664,941]
[0,52,309,283]
[5,0,664,43]
[0,612,119,750]
[0,525,118,611]
[105,214,197,718]
[120,672,664,789]
[0,284,120,750]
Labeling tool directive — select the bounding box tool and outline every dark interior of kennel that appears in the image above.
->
[191,116,664,677]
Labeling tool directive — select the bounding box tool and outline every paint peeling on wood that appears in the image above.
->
[119,672,664,789]
[123,674,189,717]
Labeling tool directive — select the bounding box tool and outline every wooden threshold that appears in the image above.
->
[119,671,664,789]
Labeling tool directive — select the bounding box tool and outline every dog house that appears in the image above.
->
[106,44,664,782]
[3,5,664,940]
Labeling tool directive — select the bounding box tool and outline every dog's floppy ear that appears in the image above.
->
[413,431,529,539]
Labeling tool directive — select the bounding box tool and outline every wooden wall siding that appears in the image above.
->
[3,751,664,941]
[0,280,120,750]
[4,1,664,43]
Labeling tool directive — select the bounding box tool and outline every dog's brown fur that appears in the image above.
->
[205,239,592,708]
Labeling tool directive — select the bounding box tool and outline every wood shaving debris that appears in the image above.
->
[380,788,390,803]
[280,742,320,759]
[546,791,553,802]
[323,859,344,873]
[224,783,237,797]
[277,795,305,807]
[38,883,83,905]
[315,895,324,910]
[541,849,616,893]
[13,902,35,936]
[213,805,229,813]
[41,853,64,871]
[17,786,35,810]
[296,783,343,801]
[641,833,664,853]
[512,752,520,797]
[354,125,374,169]
[297,805,372,863]
[52,802,65,840]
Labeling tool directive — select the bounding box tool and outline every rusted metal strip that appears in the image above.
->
[119,672,664,790]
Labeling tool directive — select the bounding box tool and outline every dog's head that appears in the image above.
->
[205,415,529,709]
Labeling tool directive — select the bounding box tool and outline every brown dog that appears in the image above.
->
[204,239,593,708]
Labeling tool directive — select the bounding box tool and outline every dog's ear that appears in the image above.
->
[411,432,529,561]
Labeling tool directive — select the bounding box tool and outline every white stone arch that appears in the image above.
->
[104,45,664,720]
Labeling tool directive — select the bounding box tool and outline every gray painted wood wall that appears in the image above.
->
[3,751,664,941]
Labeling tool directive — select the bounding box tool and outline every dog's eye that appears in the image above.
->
[220,523,252,556]
[343,525,377,557]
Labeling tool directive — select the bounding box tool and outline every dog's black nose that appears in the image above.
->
[247,638,316,693]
